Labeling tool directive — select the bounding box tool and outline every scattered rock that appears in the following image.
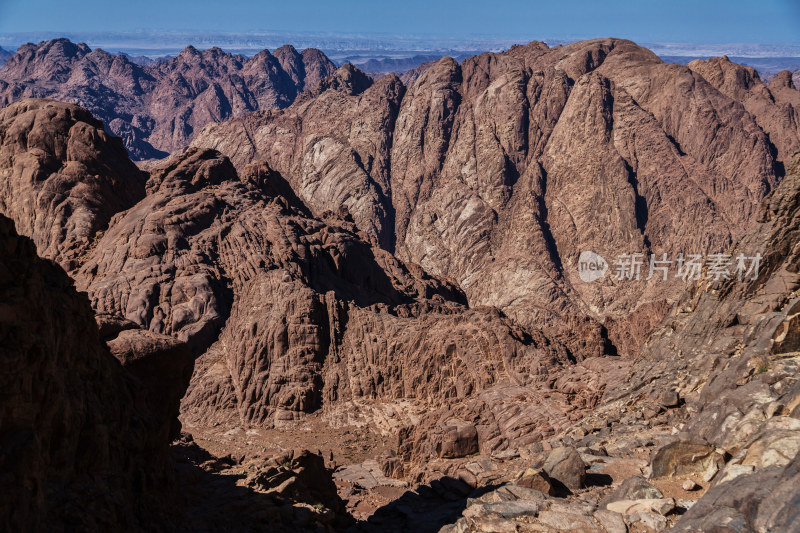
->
[627,511,668,531]
[606,498,675,516]
[246,450,346,514]
[542,447,587,491]
[438,420,480,459]
[715,464,756,485]
[593,509,628,533]
[515,468,556,496]
[682,479,699,491]
[536,509,599,531]
[469,500,543,519]
[492,448,520,461]
[659,390,681,408]
[604,475,663,503]
[650,440,718,478]
[742,429,800,469]
[703,460,719,482]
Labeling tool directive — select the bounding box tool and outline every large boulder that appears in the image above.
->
[649,440,719,478]
[542,446,587,491]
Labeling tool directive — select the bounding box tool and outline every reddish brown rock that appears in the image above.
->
[106,326,194,440]
[688,56,800,167]
[60,143,582,460]
[246,449,346,515]
[0,38,336,158]
[194,38,784,361]
[0,98,146,269]
[194,63,403,249]
[542,446,587,491]
[0,214,190,531]
[612,152,800,530]
[516,468,556,495]
[436,419,480,459]
[649,440,717,478]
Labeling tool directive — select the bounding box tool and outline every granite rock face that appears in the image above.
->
[68,145,595,462]
[0,99,146,270]
[0,38,336,159]
[428,151,800,532]
[688,57,800,167]
[193,38,786,359]
[612,151,800,531]
[0,214,192,531]
[0,98,600,464]
[2,38,800,530]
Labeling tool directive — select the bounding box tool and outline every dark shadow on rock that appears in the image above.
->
[547,477,573,497]
[353,477,501,533]
[171,437,354,532]
[585,473,613,488]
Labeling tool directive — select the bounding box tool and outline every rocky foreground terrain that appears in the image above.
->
[1,37,800,532]
[0,38,336,159]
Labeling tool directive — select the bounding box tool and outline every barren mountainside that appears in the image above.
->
[194,38,798,360]
[0,38,337,159]
[1,35,800,532]
[0,210,193,531]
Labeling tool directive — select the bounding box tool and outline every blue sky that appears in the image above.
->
[0,0,798,44]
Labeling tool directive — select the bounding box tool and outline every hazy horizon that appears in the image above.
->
[1,0,799,46]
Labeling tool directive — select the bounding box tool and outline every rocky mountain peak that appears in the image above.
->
[274,43,301,60]
[2,35,800,531]
[0,38,338,158]
[145,147,238,193]
[0,98,146,269]
[1,38,90,81]
[299,47,338,89]
[178,44,201,58]
[688,55,800,166]
[307,62,373,97]
[770,69,797,90]
[193,37,789,364]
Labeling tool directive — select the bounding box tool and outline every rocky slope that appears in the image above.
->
[194,38,792,360]
[402,152,800,533]
[0,212,193,531]
[0,209,358,533]
[0,47,11,67]
[0,99,377,531]
[615,149,800,531]
[3,39,800,531]
[0,39,336,159]
[75,145,611,464]
[0,98,146,270]
[0,98,618,471]
[687,58,800,167]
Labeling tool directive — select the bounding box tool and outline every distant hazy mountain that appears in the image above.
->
[351,53,460,74]
[0,47,11,66]
[0,38,336,159]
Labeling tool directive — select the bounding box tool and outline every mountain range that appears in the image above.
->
[1,35,800,532]
[0,38,336,159]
